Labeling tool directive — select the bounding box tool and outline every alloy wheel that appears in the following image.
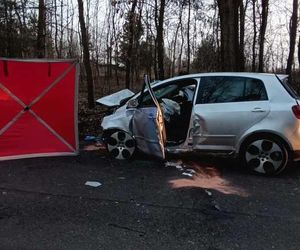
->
[106,131,136,160]
[245,139,287,175]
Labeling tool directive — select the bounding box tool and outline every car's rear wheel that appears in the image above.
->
[105,130,136,160]
[241,136,289,175]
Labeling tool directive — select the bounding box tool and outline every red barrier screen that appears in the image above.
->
[0,59,78,160]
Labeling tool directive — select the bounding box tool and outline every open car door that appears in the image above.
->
[131,75,166,159]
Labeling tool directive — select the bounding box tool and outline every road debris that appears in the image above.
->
[182,172,193,177]
[165,160,199,177]
[187,169,196,173]
[213,204,221,211]
[84,135,97,141]
[205,189,213,196]
[176,165,184,171]
[83,142,106,151]
[85,181,102,187]
[186,169,196,174]
[165,160,183,168]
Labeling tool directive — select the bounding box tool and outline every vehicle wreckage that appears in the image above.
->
[97,73,300,176]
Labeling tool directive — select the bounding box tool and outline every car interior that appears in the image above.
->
[141,78,198,146]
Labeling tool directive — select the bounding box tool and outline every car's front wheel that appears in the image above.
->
[241,136,289,175]
[105,130,136,160]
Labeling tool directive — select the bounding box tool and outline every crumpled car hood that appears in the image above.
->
[96,89,135,107]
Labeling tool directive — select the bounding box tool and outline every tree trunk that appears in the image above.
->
[172,3,183,76]
[154,39,158,80]
[54,0,60,57]
[134,1,144,84]
[258,0,269,72]
[59,0,64,57]
[217,0,242,72]
[112,6,119,86]
[187,0,191,73]
[298,35,300,73]
[37,0,46,58]
[286,0,298,75]
[156,0,166,80]
[3,0,9,56]
[214,4,221,70]
[239,0,247,71]
[252,0,257,72]
[178,21,185,74]
[77,0,95,109]
[125,0,138,89]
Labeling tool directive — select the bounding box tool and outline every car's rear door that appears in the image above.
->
[191,75,270,152]
[131,76,166,159]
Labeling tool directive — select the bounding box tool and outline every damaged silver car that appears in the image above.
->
[97,73,300,175]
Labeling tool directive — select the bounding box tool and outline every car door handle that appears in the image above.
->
[251,107,266,112]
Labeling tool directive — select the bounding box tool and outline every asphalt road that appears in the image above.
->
[0,146,300,250]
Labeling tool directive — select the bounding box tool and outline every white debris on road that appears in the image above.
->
[164,160,183,168]
[165,160,197,176]
[182,172,193,177]
[205,189,213,196]
[85,181,102,187]
[186,169,196,174]
[175,165,183,171]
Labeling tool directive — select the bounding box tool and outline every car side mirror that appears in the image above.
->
[126,99,139,109]
[119,96,133,106]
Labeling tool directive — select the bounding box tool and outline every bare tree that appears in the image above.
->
[156,0,166,80]
[217,0,242,71]
[0,0,298,89]
[298,35,300,74]
[77,0,95,109]
[187,0,191,73]
[286,0,298,75]
[258,0,269,72]
[251,0,257,72]
[125,0,138,89]
[239,0,249,71]
[171,2,184,76]
[37,0,46,58]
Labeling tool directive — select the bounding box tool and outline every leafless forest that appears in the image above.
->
[0,0,299,110]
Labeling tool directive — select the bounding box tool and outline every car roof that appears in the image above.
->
[151,72,283,88]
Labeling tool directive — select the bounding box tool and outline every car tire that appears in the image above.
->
[241,135,289,176]
[105,130,136,160]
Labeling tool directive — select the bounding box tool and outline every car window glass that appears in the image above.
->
[244,79,268,101]
[142,85,177,105]
[279,76,300,99]
[196,76,268,104]
[141,79,198,106]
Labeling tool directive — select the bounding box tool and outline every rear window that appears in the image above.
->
[278,76,300,99]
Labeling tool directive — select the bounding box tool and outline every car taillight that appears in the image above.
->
[292,105,300,119]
